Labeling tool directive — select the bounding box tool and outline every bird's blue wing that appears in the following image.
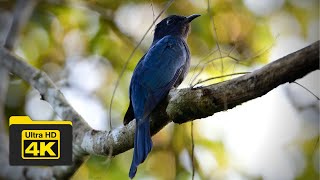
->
[131,35,188,119]
[124,54,147,125]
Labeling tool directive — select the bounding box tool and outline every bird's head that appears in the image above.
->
[153,14,200,43]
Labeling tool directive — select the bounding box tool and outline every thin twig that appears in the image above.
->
[228,44,273,63]
[190,12,276,87]
[188,48,220,85]
[189,42,241,86]
[192,72,250,88]
[189,56,227,86]
[292,82,320,100]
[190,40,274,86]
[207,0,223,75]
[191,121,195,180]
[108,0,175,130]
[313,137,319,156]
[150,0,155,22]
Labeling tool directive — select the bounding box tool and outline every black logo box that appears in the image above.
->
[10,124,72,166]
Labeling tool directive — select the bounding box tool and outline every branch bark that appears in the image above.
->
[0,39,318,178]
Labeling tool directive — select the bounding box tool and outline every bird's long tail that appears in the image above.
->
[129,117,153,179]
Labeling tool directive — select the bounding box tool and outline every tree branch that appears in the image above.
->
[0,38,318,178]
[81,41,319,157]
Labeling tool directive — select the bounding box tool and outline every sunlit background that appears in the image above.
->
[1,0,319,179]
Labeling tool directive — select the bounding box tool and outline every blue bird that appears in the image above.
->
[123,14,200,178]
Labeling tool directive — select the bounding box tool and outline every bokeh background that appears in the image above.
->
[0,0,319,179]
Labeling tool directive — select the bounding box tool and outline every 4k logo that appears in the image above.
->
[9,116,72,166]
[22,130,60,159]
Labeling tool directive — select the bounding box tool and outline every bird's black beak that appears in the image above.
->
[186,14,201,23]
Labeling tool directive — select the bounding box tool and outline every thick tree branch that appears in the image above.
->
[81,41,319,157]
[0,38,318,178]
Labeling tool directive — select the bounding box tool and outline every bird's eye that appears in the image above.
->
[166,19,173,25]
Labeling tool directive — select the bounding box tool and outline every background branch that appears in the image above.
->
[0,0,44,179]
[0,45,93,179]
[0,0,90,179]
[4,0,38,50]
